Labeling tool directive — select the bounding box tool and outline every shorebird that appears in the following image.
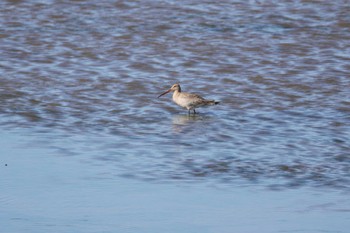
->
[158,83,219,114]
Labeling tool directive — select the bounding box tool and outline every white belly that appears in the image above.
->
[173,95,190,109]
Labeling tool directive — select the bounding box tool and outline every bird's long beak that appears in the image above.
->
[158,89,171,98]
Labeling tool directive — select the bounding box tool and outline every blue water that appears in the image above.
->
[1,0,350,232]
[1,130,349,233]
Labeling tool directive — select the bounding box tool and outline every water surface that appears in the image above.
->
[1,0,350,232]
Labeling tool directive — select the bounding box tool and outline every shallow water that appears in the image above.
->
[1,130,350,233]
[1,0,350,232]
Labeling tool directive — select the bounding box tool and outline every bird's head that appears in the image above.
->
[158,83,181,98]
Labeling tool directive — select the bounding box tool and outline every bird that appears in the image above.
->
[158,83,219,114]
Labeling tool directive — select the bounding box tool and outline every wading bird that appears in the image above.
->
[158,83,219,114]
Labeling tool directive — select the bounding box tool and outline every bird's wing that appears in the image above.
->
[181,93,207,106]
[183,92,204,100]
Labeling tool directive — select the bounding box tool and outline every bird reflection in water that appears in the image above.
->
[172,114,205,133]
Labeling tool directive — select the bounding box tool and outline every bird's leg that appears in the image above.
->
[188,109,191,115]
[193,109,196,114]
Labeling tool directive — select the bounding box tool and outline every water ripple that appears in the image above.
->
[1,0,349,190]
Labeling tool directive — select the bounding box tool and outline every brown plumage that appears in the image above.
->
[158,83,219,114]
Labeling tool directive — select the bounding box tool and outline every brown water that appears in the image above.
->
[1,1,350,232]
